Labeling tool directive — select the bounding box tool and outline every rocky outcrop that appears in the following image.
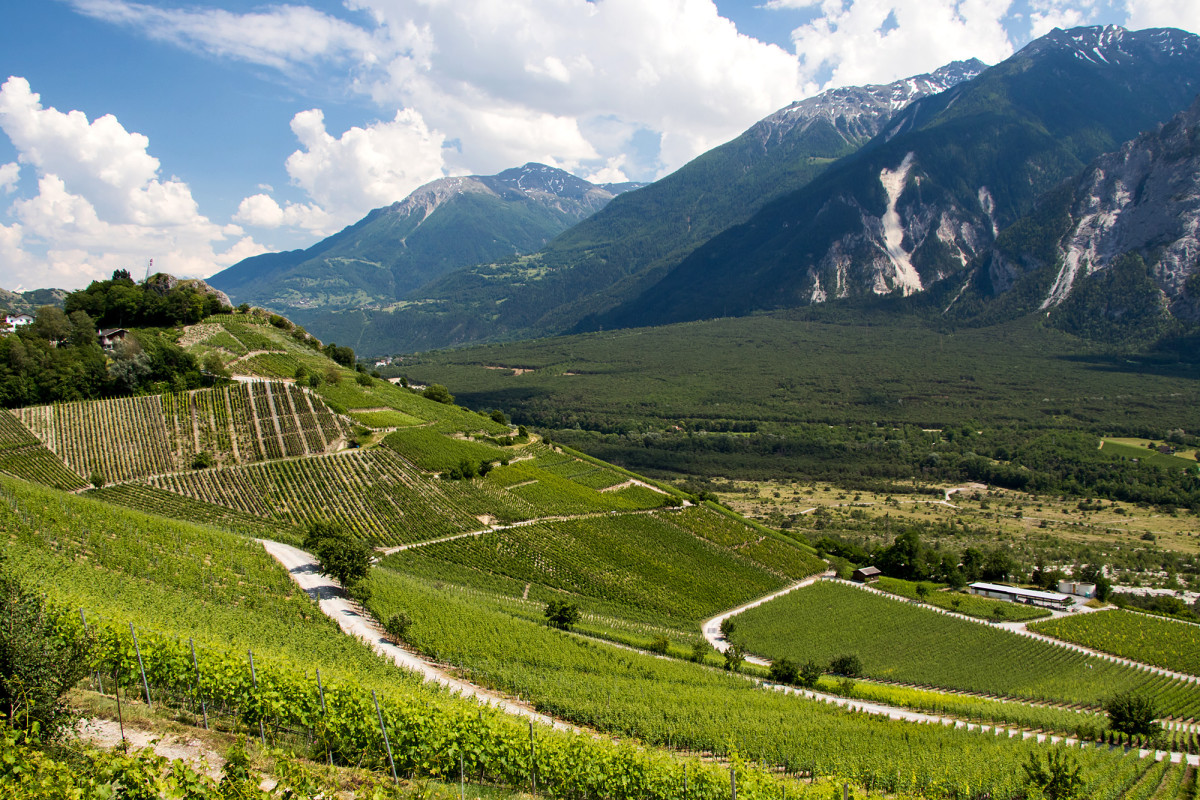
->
[1044,95,1200,320]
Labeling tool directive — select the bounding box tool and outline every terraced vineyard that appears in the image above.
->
[1031,609,1200,676]
[0,408,88,490]
[384,509,822,619]
[85,482,297,541]
[488,460,666,515]
[149,448,484,545]
[12,383,349,482]
[733,581,1200,719]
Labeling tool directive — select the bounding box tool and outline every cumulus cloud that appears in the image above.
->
[784,0,1016,93]
[233,193,331,233]
[282,107,446,225]
[0,162,18,194]
[71,0,804,180]
[0,77,263,290]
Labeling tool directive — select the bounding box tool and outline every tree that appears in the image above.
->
[1022,749,1084,800]
[0,556,95,740]
[544,600,579,629]
[798,660,823,688]
[1106,691,1157,737]
[690,641,712,663]
[768,657,799,686]
[490,409,508,425]
[981,549,1016,582]
[31,306,72,346]
[723,644,746,673]
[304,523,372,592]
[202,352,228,378]
[719,617,737,638]
[191,450,214,469]
[828,654,862,677]
[423,384,454,405]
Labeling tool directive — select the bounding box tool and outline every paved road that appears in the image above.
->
[258,539,574,731]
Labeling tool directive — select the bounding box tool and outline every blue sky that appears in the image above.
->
[1,0,1195,291]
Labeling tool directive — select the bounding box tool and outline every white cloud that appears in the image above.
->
[71,0,805,180]
[787,0,1016,92]
[0,77,263,290]
[282,107,446,227]
[1125,0,1200,32]
[234,192,332,233]
[0,162,18,194]
[67,0,384,72]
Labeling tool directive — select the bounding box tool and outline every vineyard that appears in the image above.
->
[366,568,1194,799]
[384,510,825,620]
[85,482,298,542]
[1030,609,1200,677]
[382,427,509,472]
[10,382,350,483]
[149,449,485,545]
[732,581,1200,719]
[0,409,88,490]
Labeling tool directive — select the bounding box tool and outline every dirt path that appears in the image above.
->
[76,718,226,778]
[376,505,689,555]
[701,570,835,664]
[258,539,575,732]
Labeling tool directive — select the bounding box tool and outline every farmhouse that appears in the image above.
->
[969,581,1073,608]
[98,328,130,350]
[852,566,882,584]
[5,313,33,329]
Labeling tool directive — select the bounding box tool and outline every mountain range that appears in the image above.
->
[210,163,639,321]
[213,25,1200,355]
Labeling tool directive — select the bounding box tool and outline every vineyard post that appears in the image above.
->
[189,638,208,730]
[844,783,849,800]
[460,753,465,800]
[529,720,536,795]
[685,763,688,797]
[248,650,266,744]
[316,669,332,765]
[129,623,152,708]
[372,690,398,786]
[731,765,736,800]
[112,665,126,749]
[80,609,102,693]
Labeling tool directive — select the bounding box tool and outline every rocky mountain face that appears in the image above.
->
[592,25,1200,331]
[209,164,634,317]
[1042,95,1200,322]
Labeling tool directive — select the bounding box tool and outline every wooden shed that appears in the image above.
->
[852,566,882,584]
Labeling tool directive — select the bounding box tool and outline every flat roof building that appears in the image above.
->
[969,581,1073,608]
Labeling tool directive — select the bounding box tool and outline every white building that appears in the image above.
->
[5,313,33,329]
[969,582,1073,608]
[1057,581,1097,599]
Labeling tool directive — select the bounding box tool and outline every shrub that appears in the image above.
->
[1022,749,1083,800]
[544,600,580,629]
[89,470,105,489]
[768,657,799,686]
[0,557,95,740]
[490,409,508,425]
[423,384,455,405]
[828,654,862,677]
[191,450,215,470]
[647,636,670,655]
[719,617,737,638]
[355,372,373,386]
[798,660,823,688]
[384,612,413,644]
[723,644,746,673]
[690,641,712,663]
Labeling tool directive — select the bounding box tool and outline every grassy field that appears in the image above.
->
[717,479,1200,591]
[1102,438,1200,470]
